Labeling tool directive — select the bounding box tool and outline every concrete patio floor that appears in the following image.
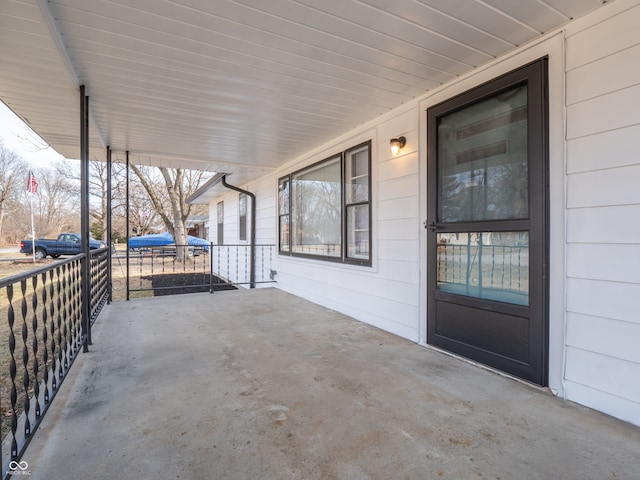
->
[21,288,639,479]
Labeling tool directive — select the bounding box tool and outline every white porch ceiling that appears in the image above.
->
[1,0,610,180]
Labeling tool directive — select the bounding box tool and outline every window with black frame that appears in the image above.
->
[278,177,290,252]
[344,143,371,263]
[278,141,371,265]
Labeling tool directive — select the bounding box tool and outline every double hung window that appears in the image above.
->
[278,141,371,265]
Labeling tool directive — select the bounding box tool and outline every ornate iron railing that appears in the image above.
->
[436,243,529,305]
[0,247,110,478]
[123,244,276,297]
[89,248,110,322]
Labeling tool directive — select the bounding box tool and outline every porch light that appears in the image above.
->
[390,136,406,156]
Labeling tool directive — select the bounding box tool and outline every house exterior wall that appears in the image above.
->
[206,174,278,286]
[276,118,422,341]
[562,0,640,426]
[206,0,640,426]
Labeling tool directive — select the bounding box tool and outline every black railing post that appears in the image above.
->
[125,151,130,301]
[107,146,113,303]
[209,242,214,293]
[80,86,91,351]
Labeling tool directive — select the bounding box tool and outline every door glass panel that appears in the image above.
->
[436,231,529,305]
[438,84,528,222]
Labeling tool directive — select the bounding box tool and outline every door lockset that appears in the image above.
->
[424,221,437,232]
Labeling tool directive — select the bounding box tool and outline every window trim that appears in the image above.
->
[278,140,372,266]
[343,141,372,266]
[278,176,290,253]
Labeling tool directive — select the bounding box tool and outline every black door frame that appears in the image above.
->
[426,58,549,386]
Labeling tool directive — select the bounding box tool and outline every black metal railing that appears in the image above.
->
[212,244,276,287]
[436,243,529,304]
[0,247,110,478]
[121,244,276,297]
[89,248,110,322]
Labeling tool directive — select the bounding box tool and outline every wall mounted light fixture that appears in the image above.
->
[390,136,406,156]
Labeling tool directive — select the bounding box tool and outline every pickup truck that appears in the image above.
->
[20,233,108,259]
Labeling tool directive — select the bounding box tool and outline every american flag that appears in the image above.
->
[26,170,38,194]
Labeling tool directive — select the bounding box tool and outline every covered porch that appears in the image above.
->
[21,288,640,479]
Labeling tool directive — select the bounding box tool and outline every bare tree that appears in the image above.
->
[129,165,208,262]
[56,159,129,241]
[31,167,80,237]
[0,142,28,244]
[127,180,160,236]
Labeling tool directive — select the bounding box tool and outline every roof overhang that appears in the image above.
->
[1,0,616,187]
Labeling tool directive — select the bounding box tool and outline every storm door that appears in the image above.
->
[426,59,548,385]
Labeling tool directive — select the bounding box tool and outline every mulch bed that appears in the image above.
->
[144,273,236,296]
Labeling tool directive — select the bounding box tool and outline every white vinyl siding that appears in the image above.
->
[254,174,277,245]
[563,0,640,425]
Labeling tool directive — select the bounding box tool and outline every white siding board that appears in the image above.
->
[378,175,420,202]
[567,313,640,364]
[329,278,419,314]
[378,239,419,262]
[253,176,278,244]
[565,347,640,403]
[377,112,417,146]
[565,3,640,71]
[321,267,419,305]
[567,205,640,244]
[566,43,640,106]
[567,243,640,283]
[286,264,419,310]
[567,278,640,324]
[565,381,640,427]
[567,125,640,174]
[377,259,420,286]
[566,84,640,140]
[378,219,419,241]
[227,201,240,244]
[378,153,419,182]
[567,165,640,208]
[378,197,419,221]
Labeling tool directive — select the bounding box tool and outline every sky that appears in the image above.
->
[0,100,66,169]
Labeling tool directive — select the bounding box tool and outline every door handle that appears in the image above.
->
[424,221,437,232]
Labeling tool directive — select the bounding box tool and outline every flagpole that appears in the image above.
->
[30,193,36,262]
[27,170,37,262]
